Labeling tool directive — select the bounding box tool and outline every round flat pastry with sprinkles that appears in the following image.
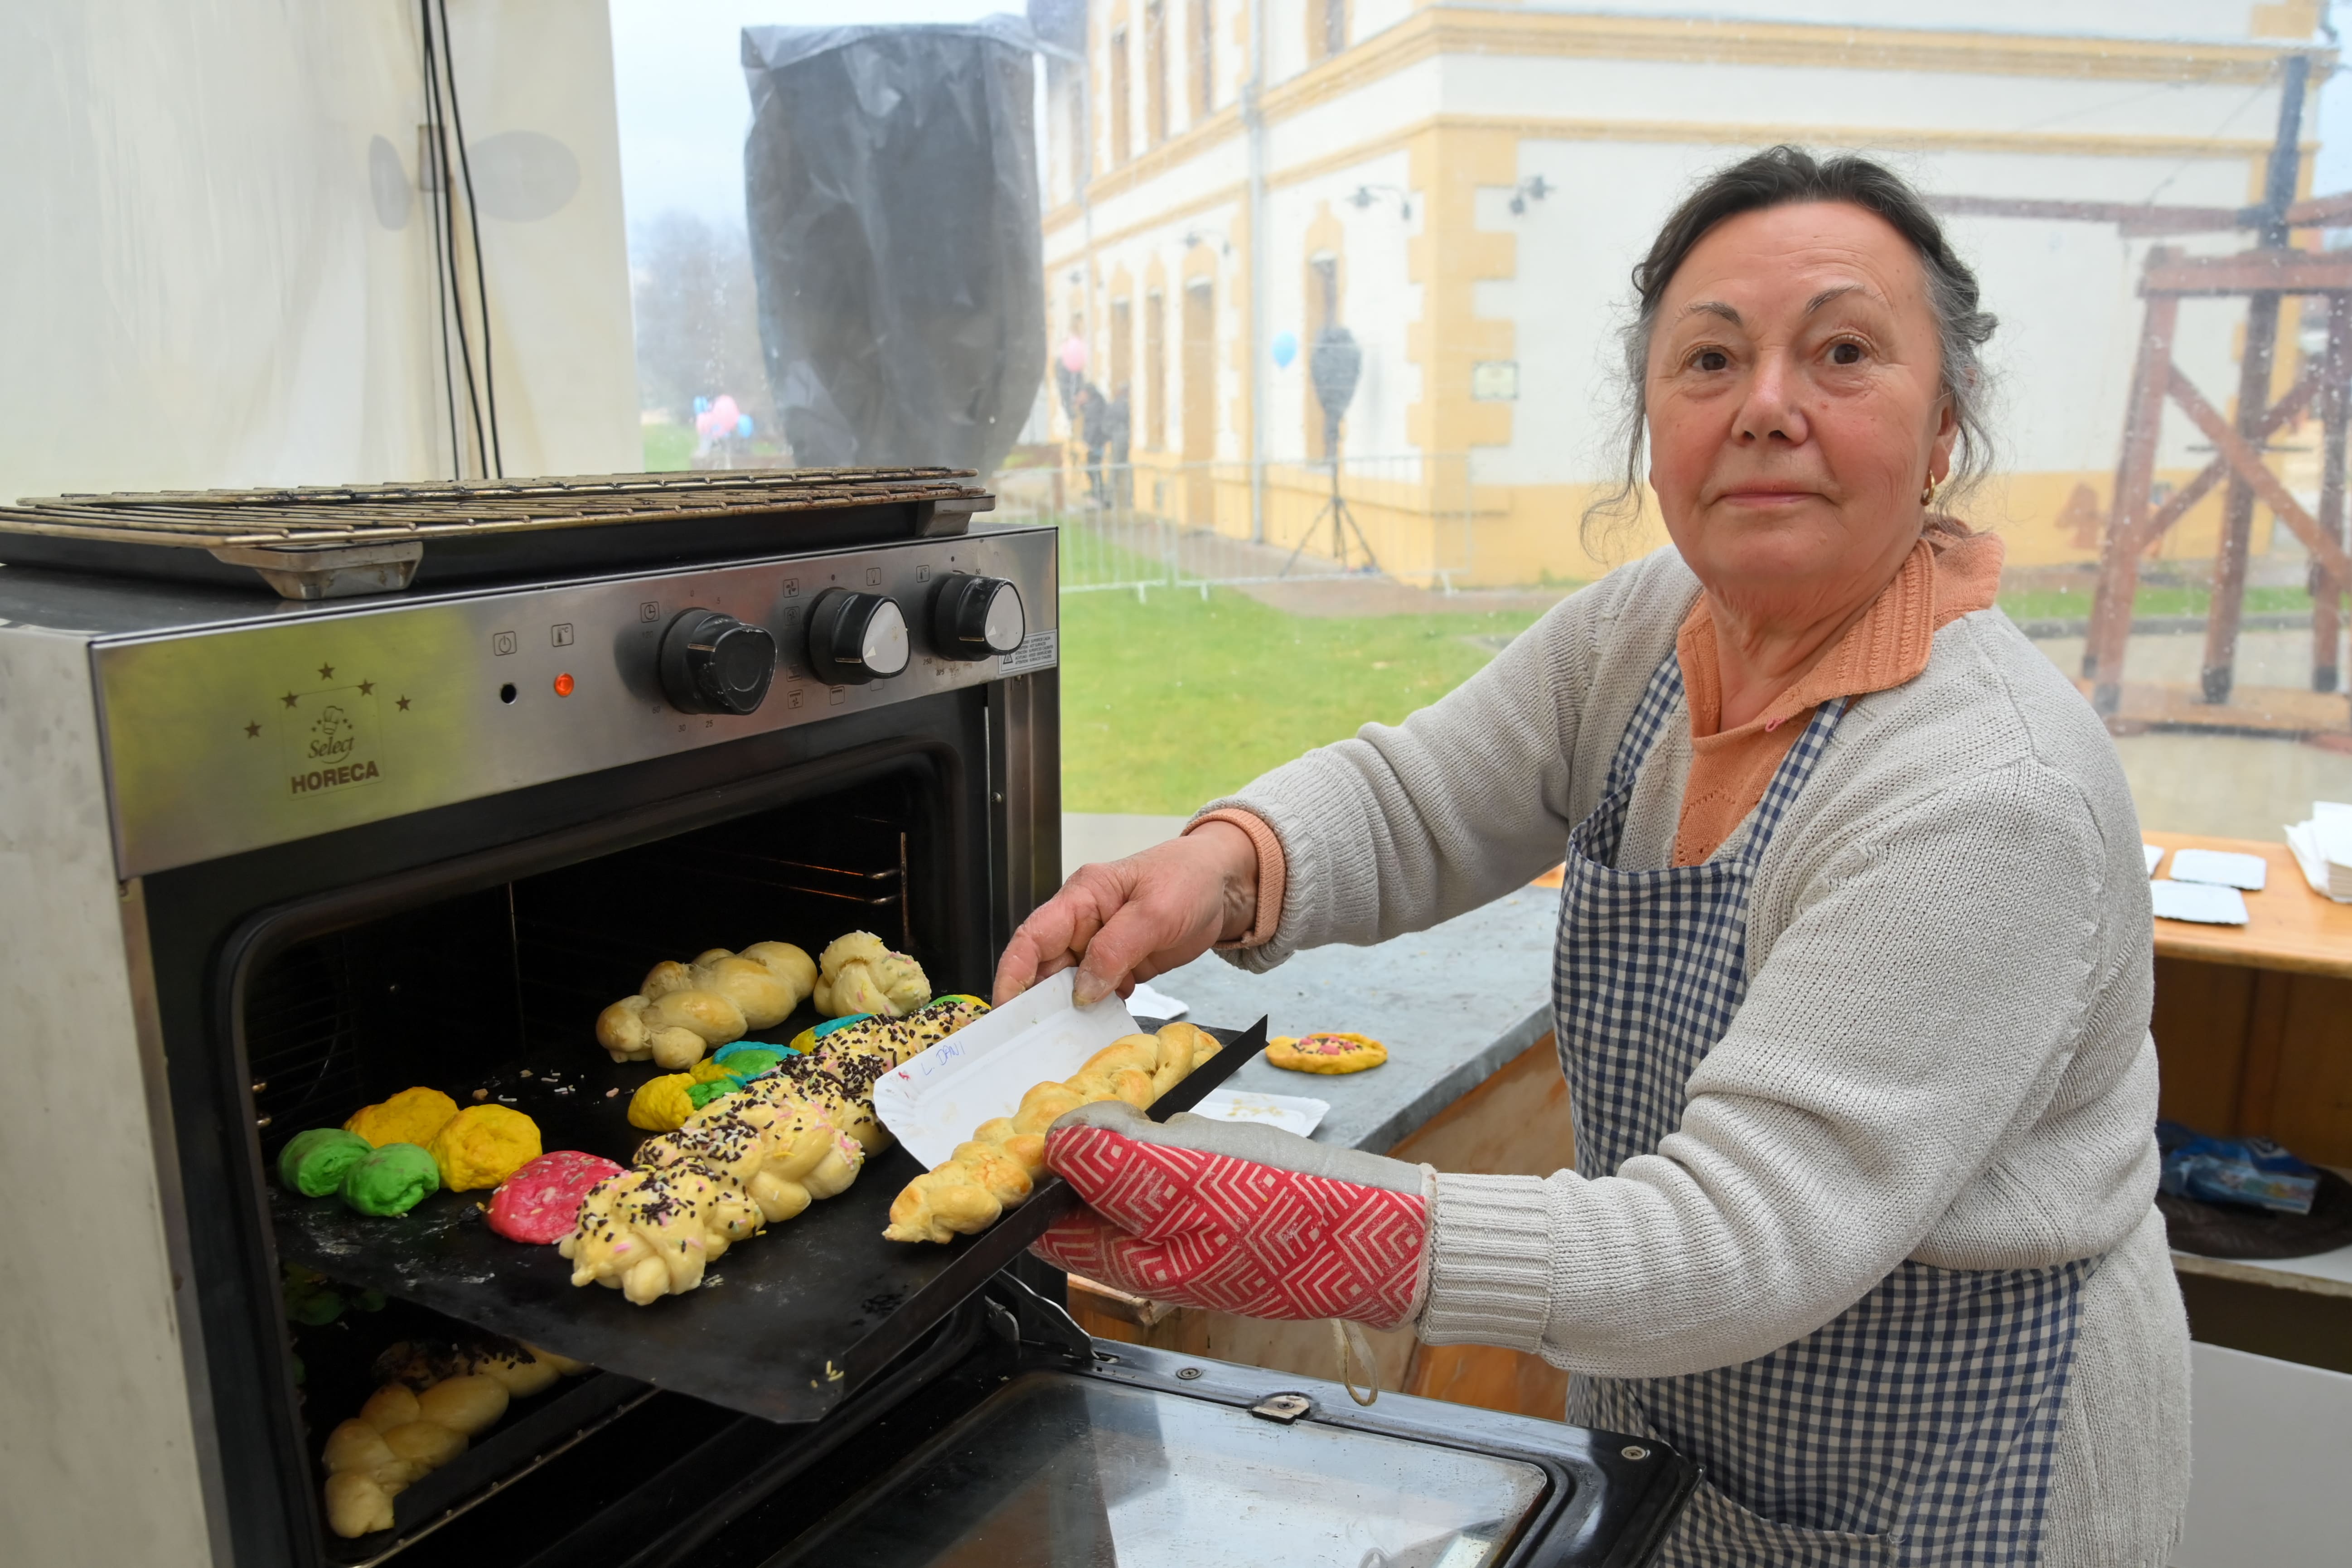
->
[1266,1032,1388,1074]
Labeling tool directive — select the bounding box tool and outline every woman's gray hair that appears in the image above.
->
[1583,145,1999,552]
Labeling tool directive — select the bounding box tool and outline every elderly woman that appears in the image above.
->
[999,147,2188,1564]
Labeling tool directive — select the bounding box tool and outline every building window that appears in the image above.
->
[1190,0,1213,121]
[1110,28,1131,166]
[1146,290,1167,450]
[1311,0,1345,63]
[1110,295,1133,411]
[1146,2,1169,148]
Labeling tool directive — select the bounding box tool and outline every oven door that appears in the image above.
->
[136,679,1051,1568]
[628,1294,1695,1568]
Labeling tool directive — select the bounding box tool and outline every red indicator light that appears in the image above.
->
[553,673,576,697]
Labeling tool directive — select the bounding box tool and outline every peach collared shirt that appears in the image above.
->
[1670,519,2005,865]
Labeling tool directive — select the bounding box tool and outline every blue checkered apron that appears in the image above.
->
[1558,654,2092,1566]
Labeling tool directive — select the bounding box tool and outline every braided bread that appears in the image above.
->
[813,931,932,1017]
[884,1023,1219,1244]
[562,997,989,1304]
[594,943,816,1069]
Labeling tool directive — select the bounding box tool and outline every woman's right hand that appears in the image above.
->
[992,820,1260,1007]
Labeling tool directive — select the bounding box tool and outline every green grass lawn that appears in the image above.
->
[643,422,694,472]
[1059,586,1544,813]
[1995,583,2316,624]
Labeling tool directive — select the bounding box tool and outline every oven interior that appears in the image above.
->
[238,769,1008,1567]
[247,780,931,1155]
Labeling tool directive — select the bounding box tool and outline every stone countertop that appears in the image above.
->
[1143,887,1561,1154]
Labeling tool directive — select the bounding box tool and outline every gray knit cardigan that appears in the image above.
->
[1204,545,2191,1564]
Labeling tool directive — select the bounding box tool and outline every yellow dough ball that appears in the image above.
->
[427,1105,543,1193]
[687,1056,736,1085]
[357,1384,420,1433]
[381,1420,467,1471]
[343,1086,460,1149]
[324,1472,397,1538]
[627,1074,697,1132]
[1266,1032,1389,1075]
[415,1374,509,1436]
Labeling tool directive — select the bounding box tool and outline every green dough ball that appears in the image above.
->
[713,1046,783,1079]
[279,1128,374,1198]
[685,1078,740,1110]
[340,1142,441,1217]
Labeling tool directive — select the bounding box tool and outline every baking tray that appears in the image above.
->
[271,1017,1267,1424]
[0,470,986,599]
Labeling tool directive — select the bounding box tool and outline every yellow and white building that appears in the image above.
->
[1037,0,2331,585]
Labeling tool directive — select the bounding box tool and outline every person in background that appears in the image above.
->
[1107,384,1132,509]
[998,146,2188,1565]
[1078,381,1109,506]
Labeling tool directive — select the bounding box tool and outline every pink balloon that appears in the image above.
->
[694,411,716,438]
[1058,336,1087,374]
[711,394,741,427]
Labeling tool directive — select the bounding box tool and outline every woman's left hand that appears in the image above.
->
[1030,1100,1432,1330]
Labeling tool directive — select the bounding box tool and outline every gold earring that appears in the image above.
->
[1920,477,1939,508]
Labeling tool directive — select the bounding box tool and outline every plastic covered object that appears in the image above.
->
[740,19,1045,475]
[2156,1119,2319,1215]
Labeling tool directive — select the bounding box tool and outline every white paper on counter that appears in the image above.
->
[2149,879,2250,926]
[2144,843,2165,876]
[2167,847,2267,891]
[1189,1088,1330,1138]
[2284,821,2352,902]
[871,968,1140,1169]
[1126,981,1190,1020]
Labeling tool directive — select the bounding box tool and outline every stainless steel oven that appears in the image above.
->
[0,474,1689,1568]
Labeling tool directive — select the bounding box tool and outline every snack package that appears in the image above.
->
[2156,1120,2319,1215]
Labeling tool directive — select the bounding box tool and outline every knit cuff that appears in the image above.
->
[1416,1172,1557,1355]
[1185,808,1287,950]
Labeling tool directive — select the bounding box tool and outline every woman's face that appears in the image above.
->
[1645,201,1958,624]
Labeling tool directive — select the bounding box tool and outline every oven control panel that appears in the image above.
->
[91,527,1057,878]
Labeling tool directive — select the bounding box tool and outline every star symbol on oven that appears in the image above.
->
[395,696,411,711]
[280,692,299,709]
[244,721,261,739]
[357,679,374,696]
[317,663,335,681]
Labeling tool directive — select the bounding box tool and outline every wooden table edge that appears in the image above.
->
[2142,830,2352,980]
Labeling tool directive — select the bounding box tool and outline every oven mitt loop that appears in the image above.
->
[1030,1099,1433,1331]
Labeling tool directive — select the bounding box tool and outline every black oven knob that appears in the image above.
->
[658,608,776,715]
[929,573,1026,661]
[807,589,910,684]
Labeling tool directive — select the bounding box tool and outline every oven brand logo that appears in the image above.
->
[280,684,383,797]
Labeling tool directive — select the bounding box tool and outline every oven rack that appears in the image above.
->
[268,1016,1267,1425]
[0,468,993,598]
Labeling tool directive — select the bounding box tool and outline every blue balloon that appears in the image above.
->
[693,395,710,414]
[736,414,754,438]
[1271,331,1298,369]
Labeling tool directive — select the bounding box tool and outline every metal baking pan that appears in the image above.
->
[0,470,988,599]
[271,1018,1268,1424]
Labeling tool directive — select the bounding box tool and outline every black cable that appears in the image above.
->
[421,0,489,478]
[437,0,503,477]
[419,0,463,479]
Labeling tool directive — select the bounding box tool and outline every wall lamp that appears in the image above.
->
[1508,175,1552,216]
[1347,184,1413,221]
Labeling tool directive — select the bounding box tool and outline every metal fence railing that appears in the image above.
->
[988,453,1481,597]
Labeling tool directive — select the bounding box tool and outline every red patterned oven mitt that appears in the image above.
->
[1031,1100,1433,1331]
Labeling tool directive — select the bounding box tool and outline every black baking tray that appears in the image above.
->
[271,1018,1267,1424]
[0,498,946,595]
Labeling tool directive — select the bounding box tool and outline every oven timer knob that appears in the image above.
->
[807,589,910,685]
[658,608,777,715]
[929,573,1026,660]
